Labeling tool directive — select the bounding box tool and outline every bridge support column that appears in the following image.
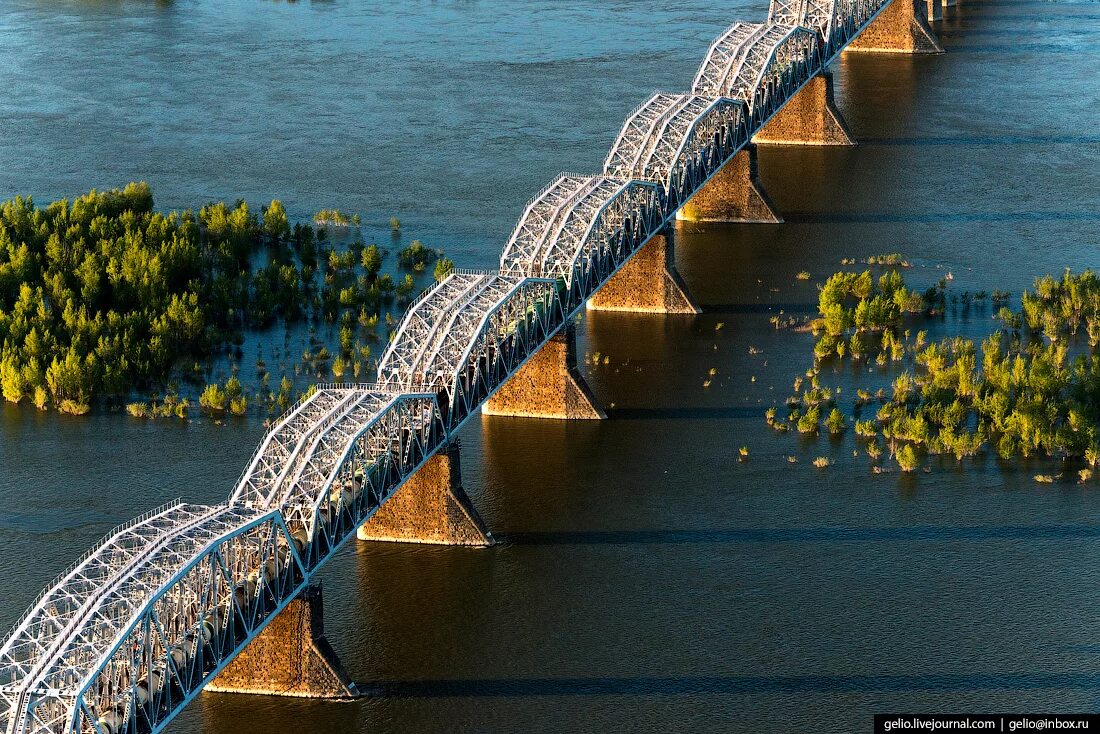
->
[846,0,944,54]
[356,442,493,546]
[586,233,699,314]
[752,73,856,147]
[206,585,359,699]
[482,324,605,420]
[675,144,781,223]
[926,0,942,21]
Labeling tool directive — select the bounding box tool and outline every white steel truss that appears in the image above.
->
[604,93,750,210]
[721,25,824,123]
[691,22,771,98]
[770,0,837,41]
[499,176,660,287]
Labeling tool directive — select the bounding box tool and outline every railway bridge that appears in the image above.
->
[0,0,949,731]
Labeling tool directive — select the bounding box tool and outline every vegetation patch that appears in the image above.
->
[770,267,1100,477]
[0,183,446,415]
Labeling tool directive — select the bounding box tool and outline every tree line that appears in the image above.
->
[0,182,446,415]
[769,267,1100,477]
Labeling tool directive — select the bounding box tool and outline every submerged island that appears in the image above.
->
[769,265,1100,478]
[0,183,447,415]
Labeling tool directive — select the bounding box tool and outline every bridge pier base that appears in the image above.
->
[482,324,605,420]
[675,144,781,223]
[752,73,856,147]
[586,233,699,314]
[356,442,493,546]
[206,585,359,699]
[846,0,943,54]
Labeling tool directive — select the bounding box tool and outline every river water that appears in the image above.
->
[2,0,1100,732]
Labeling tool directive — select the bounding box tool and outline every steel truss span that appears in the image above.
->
[0,0,902,730]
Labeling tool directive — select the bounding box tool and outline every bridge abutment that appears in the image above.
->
[355,442,493,546]
[675,144,782,223]
[846,0,944,54]
[586,233,699,314]
[206,585,359,699]
[482,324,606,420]
[753,73,856,147]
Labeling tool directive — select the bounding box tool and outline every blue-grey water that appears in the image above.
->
[2,0,1100,732]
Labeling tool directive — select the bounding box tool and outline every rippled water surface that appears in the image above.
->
[2,0,1100,732]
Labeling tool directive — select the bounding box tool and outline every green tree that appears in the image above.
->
[263,199,290,242]
[434,257,455,282]
[895,444,919,472]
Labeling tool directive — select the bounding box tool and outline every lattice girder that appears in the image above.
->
[603,93,686,179]
[741,26,824,122]
[501,176,661,293]
[691,22,770,98]
[229,389,351,506]
[0,502,213,726]
[0,0,910,731]
[11,507,307,734]
[769,0,838,40]
[376,273,492,385]
[444,277,564,425]
[605,94,749,207]
[301,392,445,554]
[499,174,603,278]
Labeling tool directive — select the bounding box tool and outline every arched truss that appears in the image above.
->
[499,174,662,296]
[691,22,770,98]
[603,93,750,210]
[376,271,512,389]
[423,277,563,428]
[277,389,446,565]
[0,387,448,734]
[4,504,307,734]
[0,1,907,732]
[498,174,608,279]
[376,271,565,427]
[769,0,837,43]
[0,502,217,726]
[718,25,824,124]
[229,388,361,507]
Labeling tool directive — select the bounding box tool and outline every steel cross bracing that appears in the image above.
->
[693,23,826,122]
[770,0,838,43]
[228,388,354,506]
[376,271,506,388]
[691,22,771,99]
[499,176,661,289]
[498,174,604,279]
[0,0,905,731]
[730,25,825,124]
[604,93,750,211]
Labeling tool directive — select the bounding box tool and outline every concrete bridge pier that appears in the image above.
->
[845,0,944,54]
[482,323,606,420]
[586,232,700,314]
[752,72,856,147]
[206,585,359,699]
[927,0,943,21]
[356,441,493,546]
[675,144,782,223]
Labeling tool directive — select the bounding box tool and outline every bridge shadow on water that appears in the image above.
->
[363,672,1100,698]
[495,524,1100,546]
